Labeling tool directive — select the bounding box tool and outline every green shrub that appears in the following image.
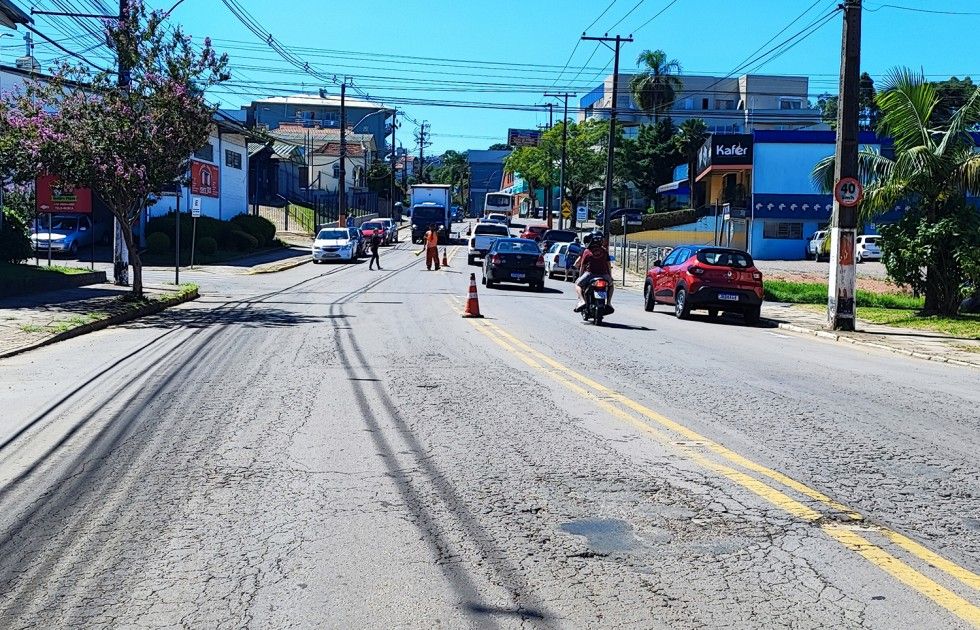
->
[146,231,171,255]
[146,212,234,250]
[0,208,33,264]
[229,229,258,251]
[197,236,218,256]
[610,208,698,235]
[230,214,276,246]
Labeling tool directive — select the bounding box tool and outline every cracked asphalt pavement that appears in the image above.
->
[0,234,978,628]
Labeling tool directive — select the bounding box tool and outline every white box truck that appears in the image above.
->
[409,184,452,244]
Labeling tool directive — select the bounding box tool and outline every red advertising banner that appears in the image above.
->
[191,160,220,198]
[35,174,93,214]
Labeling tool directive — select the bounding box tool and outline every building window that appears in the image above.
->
[702,98,709,110]
[763,221,804,240]
[333,164,340,179]
[779,98,803,110]
[193,143,214,163]
[224,149,242,170]
[683,98,694,110]
[716,99,735,110]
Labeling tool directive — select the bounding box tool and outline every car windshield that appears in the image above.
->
[475,224,509,235]
[317,230,349,240]
[865,237,879,245]
[495,240,540,254]
[49,217,79,231]
[546,230,576,242]
[362,223,382,230]
[696,249,753,268]
[527,226,547,233]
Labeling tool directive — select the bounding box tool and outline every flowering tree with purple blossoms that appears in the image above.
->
[0,2,228,297]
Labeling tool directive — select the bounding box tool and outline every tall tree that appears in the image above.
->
[812,68,980,315]
[431,150,469,205]
[488,143,511,151]
[629,50,683,122]
[673,118,709,209]
[0,4,228,297]
[503,146,546,212]
[818,72,882,131]
[617,119,681,210]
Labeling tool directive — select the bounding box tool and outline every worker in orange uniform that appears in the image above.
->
[424,224,441,271]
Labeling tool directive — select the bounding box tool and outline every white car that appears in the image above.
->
[545,242,584,281]
[468,222,510,265]
[856,235,882,263]
[312,228,357,263]
[486,213,511,226]
[807,230,829,261]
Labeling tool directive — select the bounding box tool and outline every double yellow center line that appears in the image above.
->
[459,312,980,626]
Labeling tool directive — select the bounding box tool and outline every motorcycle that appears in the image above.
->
[582,277,611,326]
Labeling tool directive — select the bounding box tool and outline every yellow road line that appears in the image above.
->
[825,524,980,627]
[463,316,980,622]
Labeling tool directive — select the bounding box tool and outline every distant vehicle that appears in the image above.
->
[520,224,548,242]
[30,214,106,257]
[312,228,357,263]
[807,230,829,261]
[540,229,578,253]
[644,245,764,325]
[484,192,512,217]
[360,221,386,243]
[856,235,882,263]
[410,184,452,244]
[347,227,369,258]
[545,242,583,281]
[376,218,398,244]
[468,222,510,265]
[486,212,511,226]
[482,238,546,290]
[451,206,464,222]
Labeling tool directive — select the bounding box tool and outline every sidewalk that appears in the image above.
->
[613,263,980,370]
[0,282,197,359]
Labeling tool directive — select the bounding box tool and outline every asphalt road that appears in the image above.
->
[1,238,978,629]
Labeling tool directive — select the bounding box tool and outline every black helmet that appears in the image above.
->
[584,231,603,248]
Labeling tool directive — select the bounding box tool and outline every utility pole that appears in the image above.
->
[543,103,553,222]
[545,92,575,230]
[389,110,397,217]
[114,0,131,285]
[416,122,430,184]
[582,33,633,239]
[338,78,349,227]
[827,0,862,331]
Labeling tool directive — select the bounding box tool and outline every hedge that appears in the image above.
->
[230,214,276,246]
[197,236,218,256]
[229,229,258,251]
[146,231,171,255]
[610,208,698,235]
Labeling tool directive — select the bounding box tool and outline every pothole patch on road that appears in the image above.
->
[560,518,637,555]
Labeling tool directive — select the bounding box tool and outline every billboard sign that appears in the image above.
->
[507,128,542,148]
[191,160,220,198]
[35,175,92,214]
[696,134,754,179]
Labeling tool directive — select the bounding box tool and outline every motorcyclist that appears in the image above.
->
[574,232,614,314]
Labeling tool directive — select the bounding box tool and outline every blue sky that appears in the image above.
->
[16,1,980,155]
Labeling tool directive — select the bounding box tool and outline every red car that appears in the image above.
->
[643,245,764,325]
[520,224,548,241]
[360,221,386,242]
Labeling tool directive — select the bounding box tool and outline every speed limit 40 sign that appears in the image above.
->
[834,177,863,207]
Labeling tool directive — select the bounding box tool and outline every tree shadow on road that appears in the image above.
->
[118,303,327,330]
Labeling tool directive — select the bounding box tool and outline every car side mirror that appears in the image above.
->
[653,259,662,267]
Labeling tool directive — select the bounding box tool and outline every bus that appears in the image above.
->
[484,192,513,217]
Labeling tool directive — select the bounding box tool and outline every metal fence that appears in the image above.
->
[610,240,673,281]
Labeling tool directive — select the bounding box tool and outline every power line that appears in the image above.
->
[865,3,980,15]
[633,0,681,33]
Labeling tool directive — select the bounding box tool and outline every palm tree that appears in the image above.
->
[674,118,709,210]
[812,68,980,315]
[629,50,683,122]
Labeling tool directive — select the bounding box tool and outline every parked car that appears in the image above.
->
[30,214,106,257]
[376,218,398,244]
[347,227,369,258]
[540,229,578,253]
[483,238,546,290]
[360,221,387,243]
[468,222,510,265]
[807,230,829,261]
[312,228,357,263]
[520,224,548,242]
[545,242,583,281]
[643,245,764,325]
[855,235,882,263]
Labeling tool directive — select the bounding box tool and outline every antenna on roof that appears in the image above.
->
[319,88,327,99]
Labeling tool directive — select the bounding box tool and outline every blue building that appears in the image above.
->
[467,149,511,217]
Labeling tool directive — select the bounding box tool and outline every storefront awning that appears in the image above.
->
[656,180,690,194]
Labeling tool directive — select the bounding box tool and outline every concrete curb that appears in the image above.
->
[766,319,980,370]
[247,255,311,275]
[0,287,199,360]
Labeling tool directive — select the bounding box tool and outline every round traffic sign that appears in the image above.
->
[834,177,863,207]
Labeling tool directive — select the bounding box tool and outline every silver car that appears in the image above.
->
[376,218,398,244]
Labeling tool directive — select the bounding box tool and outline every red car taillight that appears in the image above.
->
[688,266,704,276]
[536,255,545,267]
[752,271,763,282]
[490,254,502,266]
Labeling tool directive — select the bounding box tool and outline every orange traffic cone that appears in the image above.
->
[461,273,484,318]
[441,248,449,267]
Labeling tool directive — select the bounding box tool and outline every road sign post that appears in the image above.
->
[576,206,588,223]
[561,199,572,228]
[190,197,201,269]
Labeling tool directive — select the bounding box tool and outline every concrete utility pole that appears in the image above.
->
[543,103,553,222]
[338,79,348,227]
[582,33,633,238]
[827,0,862,331]
[416,121,430,184]
[545,92,575,230]
[389,110,397,216]
[114,0,131,285]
